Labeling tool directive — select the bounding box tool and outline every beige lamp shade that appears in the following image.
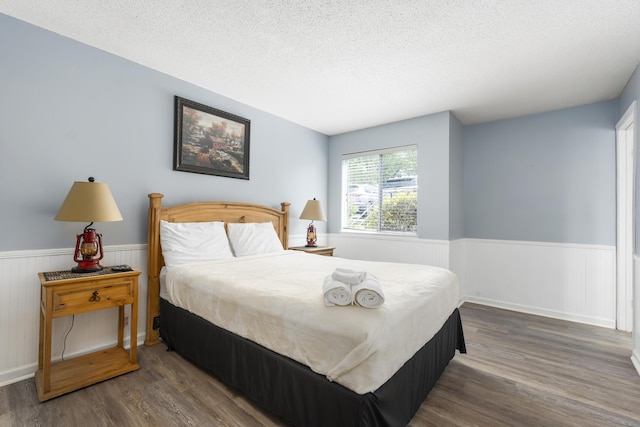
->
[55,179,123,223]
[299,198,326,222]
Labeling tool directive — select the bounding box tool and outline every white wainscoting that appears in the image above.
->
[0,237,621,386]
[461,239,616,328]
[448,238,466,287]
[329,234,616,328]
[0,245,147,387]
[328,233,451,269]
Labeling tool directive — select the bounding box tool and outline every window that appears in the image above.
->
[342,145,418,233]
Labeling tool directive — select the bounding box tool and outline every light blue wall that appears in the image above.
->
[328,101,617,246]
[4,12,630,251]
[328,112,453,240]
[463,101,618,245]
[0,14,328,251]
[618,61,640,250]
[448,114,464,240]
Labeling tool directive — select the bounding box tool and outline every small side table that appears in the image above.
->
[35,267,141,401]
[289,246,335,256]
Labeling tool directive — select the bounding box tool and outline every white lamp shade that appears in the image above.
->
[55,180,123,223]
[299,198,326,221]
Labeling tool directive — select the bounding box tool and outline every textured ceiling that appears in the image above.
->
[2,1,640,135]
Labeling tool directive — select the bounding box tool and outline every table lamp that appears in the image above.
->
[299,198,326,247]
[55,177,123,272]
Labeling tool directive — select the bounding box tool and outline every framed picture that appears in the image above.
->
[174,96,250,180]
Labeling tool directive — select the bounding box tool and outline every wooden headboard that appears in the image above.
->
[145,193,290,345]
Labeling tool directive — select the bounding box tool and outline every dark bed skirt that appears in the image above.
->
[160,299,466,427]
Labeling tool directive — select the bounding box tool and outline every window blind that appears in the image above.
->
[342,145,418,233]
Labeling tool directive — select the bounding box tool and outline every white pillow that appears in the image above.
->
[160,220,234,266]
[227,222,284,257]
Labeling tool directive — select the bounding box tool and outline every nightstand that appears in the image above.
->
[35,267,141,401]
[289,246,335,256]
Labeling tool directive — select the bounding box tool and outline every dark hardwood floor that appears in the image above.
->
[2,303,639,426]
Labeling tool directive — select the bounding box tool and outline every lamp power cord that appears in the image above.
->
[61,315,75,361]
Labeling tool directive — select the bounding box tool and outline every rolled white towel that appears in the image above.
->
[323,275,352,306]
[352,274,385,308]
[331,268,366,285]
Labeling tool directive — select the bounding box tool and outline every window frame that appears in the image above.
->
[341,145,418,235]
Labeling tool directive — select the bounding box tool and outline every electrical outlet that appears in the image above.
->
[124,315,129,326]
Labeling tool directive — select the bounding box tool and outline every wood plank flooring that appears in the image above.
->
[2,303,639,426]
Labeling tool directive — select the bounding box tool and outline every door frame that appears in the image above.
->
[616,100,637,332]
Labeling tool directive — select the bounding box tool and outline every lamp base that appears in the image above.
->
[71,226,105,273]
[305,223,317,247]
[71,264,103,273]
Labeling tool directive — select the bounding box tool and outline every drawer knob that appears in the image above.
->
[89,291,101,302]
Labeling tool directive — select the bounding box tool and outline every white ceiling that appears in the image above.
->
[2,1,640,135]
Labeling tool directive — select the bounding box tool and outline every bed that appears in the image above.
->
[145,193,466,427]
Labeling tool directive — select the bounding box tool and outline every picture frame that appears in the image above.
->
[174,96,250,180]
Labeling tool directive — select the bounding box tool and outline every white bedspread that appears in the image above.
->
[164,251,459,394]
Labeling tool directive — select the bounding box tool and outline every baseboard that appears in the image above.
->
[461,296,616,329]
[0,332,146,388]
[632,349,640,377]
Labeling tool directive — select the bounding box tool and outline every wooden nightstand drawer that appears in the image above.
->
[50,280,133,316]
